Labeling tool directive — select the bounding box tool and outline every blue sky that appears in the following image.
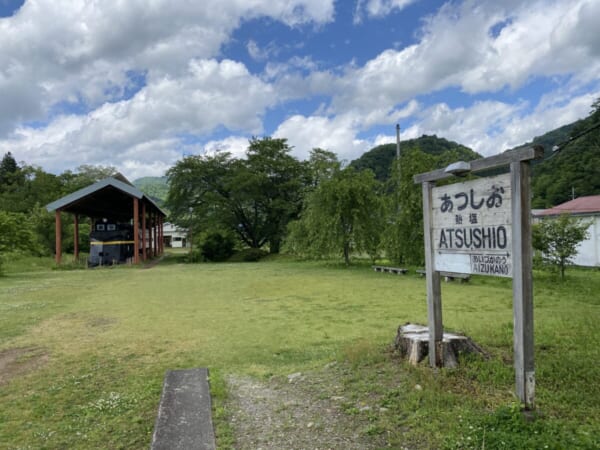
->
[1,0,599,179]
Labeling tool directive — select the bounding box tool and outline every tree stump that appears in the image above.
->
[394,323,487,368]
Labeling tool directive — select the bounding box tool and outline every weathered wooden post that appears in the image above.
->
[73,214,79,262]
[55,210,62,264]
[133,197,140,264]
[422,181,443,367]
[142,202,147,261]
[413,146,542,409]
[511,160,535,407]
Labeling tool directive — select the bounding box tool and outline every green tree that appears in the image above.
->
[0,152,19,186]
[231,137,305,253]
[531,98,600,208]
[305,148,340,188]
[383,148,437,265]
[166,137,306,253]
[0,210,42,274]
[58,164,118,194]
[286,166,384,265]
[166,151,232,255]
[532,214,590,279]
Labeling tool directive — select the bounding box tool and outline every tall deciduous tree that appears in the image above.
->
[532,214,590,279]
[286,166,384,265]
[166,137,305,253]
[383,147,437,265]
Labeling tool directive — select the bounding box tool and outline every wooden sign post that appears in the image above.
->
[414,146,543,409]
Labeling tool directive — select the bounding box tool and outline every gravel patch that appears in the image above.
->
[226,368,385,450]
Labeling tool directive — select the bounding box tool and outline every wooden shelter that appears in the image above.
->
[46,174,166,265]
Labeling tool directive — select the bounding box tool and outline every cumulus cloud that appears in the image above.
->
[353,0,416,24]
[330,0,600,116]
[274,114,371,162]
[202,136,249,159]
[0,0,598,179]
[0,0,334,135]
[404,92,598,157]
[1,58,276,178]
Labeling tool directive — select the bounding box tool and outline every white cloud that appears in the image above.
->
[403,91,598,157]
[0,0,598,180]
[202,136,249,159]
[329,0,600,116]
[1,58,276,179]
[0,0,334,135]
[353,0,416,24]
[274,114,371,162]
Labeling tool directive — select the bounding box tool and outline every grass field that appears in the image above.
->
[0,253,599,449]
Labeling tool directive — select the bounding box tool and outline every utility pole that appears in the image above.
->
[396,124,401,160]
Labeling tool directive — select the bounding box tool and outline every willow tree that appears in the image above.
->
[286,166,384,265]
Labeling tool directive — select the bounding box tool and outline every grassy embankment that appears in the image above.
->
[0,253,598,448]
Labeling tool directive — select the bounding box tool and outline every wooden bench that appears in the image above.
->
[415,270,470,283]
[441,271,470,283]
[151,368,216,450]
[372,265,408,275]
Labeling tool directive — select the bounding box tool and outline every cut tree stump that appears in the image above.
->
[394,323,487,368]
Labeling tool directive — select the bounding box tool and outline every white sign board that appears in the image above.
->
[431,173,512,277]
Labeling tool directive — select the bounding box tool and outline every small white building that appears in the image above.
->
[163,222,189,248]
[534,195,600,267]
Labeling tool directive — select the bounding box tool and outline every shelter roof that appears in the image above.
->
[46,175,166,221]
[535,195,600,217]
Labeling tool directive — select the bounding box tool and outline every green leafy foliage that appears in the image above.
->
[167,137,306,253]
[0,210,43,274]
[383,147,438,265]
[350,135,481,182]
[200,232,236,262]
[285,166,385,264]
[532,214,590,279]
[531,102,600,208]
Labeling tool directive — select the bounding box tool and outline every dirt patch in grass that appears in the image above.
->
[0,347,49,386]
[226,365,388,449]
[86,316,118,330]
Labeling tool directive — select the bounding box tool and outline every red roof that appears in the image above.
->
[536,195,600,216]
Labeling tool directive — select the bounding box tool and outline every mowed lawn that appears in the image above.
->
[1,255,599,448]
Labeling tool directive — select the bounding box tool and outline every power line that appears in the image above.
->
[552,120,600,153]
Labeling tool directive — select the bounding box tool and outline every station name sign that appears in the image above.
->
[431,173,512,277]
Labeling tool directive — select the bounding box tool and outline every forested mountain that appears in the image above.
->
[528,105,600,208]
[349,106,600,209]
[349,135,482,181]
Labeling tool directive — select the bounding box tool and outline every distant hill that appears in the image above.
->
[527,111,600,208]
[349,134,482,181]
[349,110,600,209]
[133,176,169,206]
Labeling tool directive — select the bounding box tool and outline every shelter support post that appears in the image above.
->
[73,215,79,261]
[422,181,443,367]
[148,211,154,258]
[55,211,62,264]
[153,214,158,257]
[142,202,147,261]
[159,216,163,255]
[133,198,140,264]
[511,160,535,408]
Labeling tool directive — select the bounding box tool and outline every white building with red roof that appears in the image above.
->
[534,195,600,267]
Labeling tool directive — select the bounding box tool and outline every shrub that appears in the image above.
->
[228,248,267,262]
[200,232,236,262]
